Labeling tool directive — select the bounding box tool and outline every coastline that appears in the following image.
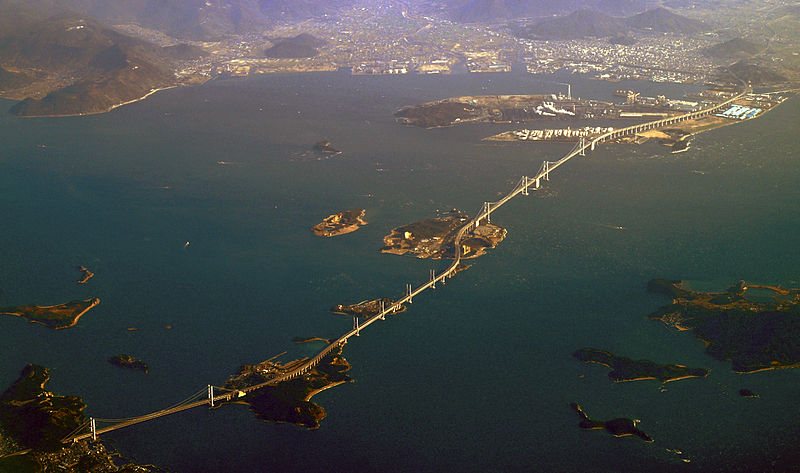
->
[12,86,179,119]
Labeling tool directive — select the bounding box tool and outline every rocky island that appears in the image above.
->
[574,348,709,383]
[646,278,800,373]
[108,354,149,374]
[570,403,653,442]
[331,297,406,318]
[0,298,100,330]
[225,345,352,430]
[311,209,367,237]
[76,265,94,284]
[0,364,164,471]
[381,209,505,259]
[313,140,341,156]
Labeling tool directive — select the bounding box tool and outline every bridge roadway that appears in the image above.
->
[64,88,749,444]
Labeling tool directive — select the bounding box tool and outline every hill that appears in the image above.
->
[705,37,764,60]
[0,65,31,91]
[716,60,788,86]
[452,0,658,23]
[518,6,705,40]
[264,33,327,59]
[623,7,707,34]
[519,9,626,40]
[0,17,176,116]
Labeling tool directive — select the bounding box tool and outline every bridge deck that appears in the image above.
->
[63,88,749,444]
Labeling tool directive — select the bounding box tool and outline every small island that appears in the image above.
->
[313,140,341,156]
[570,403,653,442]
[381,209,506,259]
[108,354,150,374]
[225,345,352,429]
[646,279,800,373]
[331,297,406,318]
[573,348,709,383]
[311,209,367,237]
[76,265,94,284]
[0,298,100,330]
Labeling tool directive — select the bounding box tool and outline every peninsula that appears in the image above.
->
[0,298,100,330]
[573,348,709,383]
[311,209,367,237]
[225,346,352,429]
[646,279,800,373]
[0,365,164,471]
[381,210,505,259]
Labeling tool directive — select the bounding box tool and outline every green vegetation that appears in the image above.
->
[647,279,800,373]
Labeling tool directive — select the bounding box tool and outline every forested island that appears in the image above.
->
[646,279,800,373]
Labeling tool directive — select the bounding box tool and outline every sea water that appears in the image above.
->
[1,71,798,472]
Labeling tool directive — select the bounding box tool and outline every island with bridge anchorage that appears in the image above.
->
[381,209,506,259]
[224,342,352,429]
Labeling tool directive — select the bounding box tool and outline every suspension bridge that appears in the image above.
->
[61,87,749,444]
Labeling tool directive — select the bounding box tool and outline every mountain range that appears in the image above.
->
[517,7,708,40]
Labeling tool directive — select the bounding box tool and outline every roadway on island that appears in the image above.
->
[63,87,749,444]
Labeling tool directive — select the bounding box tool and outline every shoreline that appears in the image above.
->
[12,86,178,119]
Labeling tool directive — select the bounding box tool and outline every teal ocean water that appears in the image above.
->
[1,72,798,472]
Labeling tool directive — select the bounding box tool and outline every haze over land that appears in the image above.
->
[2,1,800,472]
[1,0,799,115]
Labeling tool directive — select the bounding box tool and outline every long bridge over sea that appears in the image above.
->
[61,88,750,444]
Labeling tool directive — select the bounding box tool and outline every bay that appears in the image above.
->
[1,71,798,472]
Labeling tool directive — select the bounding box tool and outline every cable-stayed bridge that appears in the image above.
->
[61,88,749,444]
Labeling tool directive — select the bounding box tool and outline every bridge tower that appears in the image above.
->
[353,315,360,336]
[544,161,550,181]
[578,137,586,156]
[521,176,529,196]
[430,269,436,289]
[90,417,97,441]
[483,202,492,224]
[406,283,413,303]
[591,139,595,151]
[208,385,215,407]
[379,299,385,320]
